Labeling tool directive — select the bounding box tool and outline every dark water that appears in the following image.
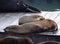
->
[23,0,60,11]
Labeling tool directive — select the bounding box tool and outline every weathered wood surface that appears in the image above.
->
[0,11,60,35]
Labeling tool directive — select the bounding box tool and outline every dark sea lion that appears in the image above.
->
[0,36,33,44]
[38,41,60,44]
[4,19,58,34]
[0,0,40,13]
[19,15,45,25]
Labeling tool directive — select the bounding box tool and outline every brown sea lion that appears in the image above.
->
[4,19,58,34]
[4,24,41,34]
[19,15,45,25]
[38,41,60,44]
[0,36,33,44]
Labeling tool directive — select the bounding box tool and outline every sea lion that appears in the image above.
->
[19,15,45,25]
[38,41,60,44]
[4,19,58,34]
[0,0,40,13]
[0,36,33,44]
[4,24,41,34]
